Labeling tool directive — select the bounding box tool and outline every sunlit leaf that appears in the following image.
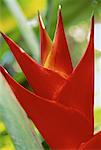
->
[0,133,15,150]
[94,108,101,132]
[0,0,46,32]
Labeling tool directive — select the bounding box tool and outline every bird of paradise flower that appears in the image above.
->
[0,7,101,149]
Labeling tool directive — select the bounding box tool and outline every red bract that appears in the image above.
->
[0,8,101,149]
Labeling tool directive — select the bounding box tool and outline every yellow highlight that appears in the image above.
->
[0,0,46,32]
[0,18,16,33]
[0,121,15,150]
[0,121,6,132]
[1,147,14,150]
[22,0,46,18]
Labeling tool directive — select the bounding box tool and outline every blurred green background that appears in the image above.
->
[0,0,101,149]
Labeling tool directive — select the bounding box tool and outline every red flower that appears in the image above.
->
[0,8,101,149]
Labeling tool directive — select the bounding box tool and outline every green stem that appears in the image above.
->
[4,0,40,61]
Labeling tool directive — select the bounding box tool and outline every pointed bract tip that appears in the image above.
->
[0,66,9,80]
[0,31,5,37]
[37,10,40,16]
[0,66,2,72]
[92,15,94,20]
[0,31,8,41]
[92,15,94,27]
[0,65,3,71]
[0,31,3,34]
[90,15,94,37]
[58,5,62,20]
[0,66,6,74]
[38,12,45,30]
[58,5,62,15]
[58,5,62,10]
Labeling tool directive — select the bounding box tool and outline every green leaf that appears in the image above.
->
[0,134,15,149]
[0,73,43,150]
[95,50,101,58]
[94,108,101,132]
[0,0,46,33]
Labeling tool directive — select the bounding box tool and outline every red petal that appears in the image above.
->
[0,67,92,149]
[44,7,73,78]
[1,33,65,99]
[79,131,101,149]
[38,13,52,65]
[56,17,94,132]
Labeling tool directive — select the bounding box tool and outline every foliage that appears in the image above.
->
[0,73,43,150]
[0,0,46,33]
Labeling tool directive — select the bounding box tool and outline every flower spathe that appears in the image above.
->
[0,7,101,149]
